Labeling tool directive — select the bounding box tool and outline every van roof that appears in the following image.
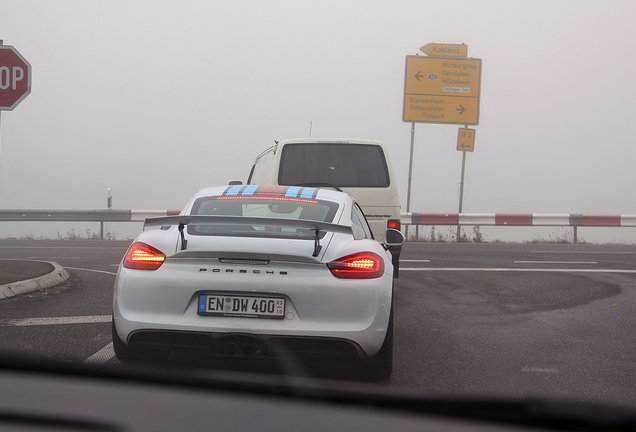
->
[277,138,385,146]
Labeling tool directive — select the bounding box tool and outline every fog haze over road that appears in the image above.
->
[1,1,635,243]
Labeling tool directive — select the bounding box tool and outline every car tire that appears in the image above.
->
[112,318,132,361]
[361,304,393,380]
[392,253,400,278]
[112,318,170,363]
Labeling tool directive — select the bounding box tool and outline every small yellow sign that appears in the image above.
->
[420,43,468,58]
[457,128,476,152]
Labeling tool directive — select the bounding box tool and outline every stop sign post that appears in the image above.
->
[0,44,31,111]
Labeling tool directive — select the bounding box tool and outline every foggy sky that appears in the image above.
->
[1,0,635,243]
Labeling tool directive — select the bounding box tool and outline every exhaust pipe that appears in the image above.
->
[223,342,239,357]
[217,334,262,357]
[240,343,256,357]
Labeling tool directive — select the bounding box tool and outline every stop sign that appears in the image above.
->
[0,45,31,111]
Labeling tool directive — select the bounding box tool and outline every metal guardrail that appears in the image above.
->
[0,210,180,239]
[1,210,634,243]
[0,210,179,222]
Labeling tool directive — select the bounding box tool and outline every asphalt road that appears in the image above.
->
[1,239,635,406]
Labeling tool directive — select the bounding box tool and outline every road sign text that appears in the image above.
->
[0,67,25,90]
[0,45,31,110]
[403,56,481,125]
[420,43,468,58]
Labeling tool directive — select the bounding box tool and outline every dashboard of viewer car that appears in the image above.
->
[2,358,635,432]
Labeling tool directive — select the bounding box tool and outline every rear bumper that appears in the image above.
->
[126,329,366,359]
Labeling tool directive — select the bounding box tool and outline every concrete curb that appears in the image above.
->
[0,261,70,300]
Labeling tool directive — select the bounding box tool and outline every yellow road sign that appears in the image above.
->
[420,43,468,58]
[403,55,482,125]
[457,128,476,152]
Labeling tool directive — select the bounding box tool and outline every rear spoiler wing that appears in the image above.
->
[143,215,352,234]
[143,215,352,257]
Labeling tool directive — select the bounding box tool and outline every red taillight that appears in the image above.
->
[327,252,385,279]
[387,219,401,230]
[123,242,166,270]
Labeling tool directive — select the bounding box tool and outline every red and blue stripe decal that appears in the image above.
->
[223,185,319,199]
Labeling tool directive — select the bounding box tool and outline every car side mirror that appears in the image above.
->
[381,228,405,249]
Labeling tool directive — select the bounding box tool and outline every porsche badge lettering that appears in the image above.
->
[199,268,288,275]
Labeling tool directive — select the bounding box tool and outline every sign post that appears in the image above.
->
[101,188,113,240]
[456,127,476,239]
[402,44,482,240]
[456,127,476,240]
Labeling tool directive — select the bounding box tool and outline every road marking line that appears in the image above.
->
[29,257,84,259]
[521,367,560,374]
[400,259,431,263]
[401,268,636,273]
[531,251,636,254]
[64,267,117,276]
[83,342,115,366]
[0,246,128,249]
[514,261,598,264]
[0,315,111,326]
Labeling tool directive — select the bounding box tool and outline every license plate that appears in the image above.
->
[198,294,285,319]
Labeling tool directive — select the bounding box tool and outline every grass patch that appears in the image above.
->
[1,229,118,240]
[406,226,485,243]
[57,228,117,240]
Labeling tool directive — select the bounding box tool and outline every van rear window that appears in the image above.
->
[278,143,390,187]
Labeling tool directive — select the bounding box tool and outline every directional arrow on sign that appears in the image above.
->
[403,55,481,125]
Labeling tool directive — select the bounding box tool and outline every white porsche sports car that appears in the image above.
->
[112,185,404,378]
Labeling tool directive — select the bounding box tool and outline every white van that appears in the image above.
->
[246,138,403,275]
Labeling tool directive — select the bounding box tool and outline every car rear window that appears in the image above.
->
[187,196,339,238]
[278,143,390,187]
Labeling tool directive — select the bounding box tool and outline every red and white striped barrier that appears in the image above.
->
[402,213,636,227]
